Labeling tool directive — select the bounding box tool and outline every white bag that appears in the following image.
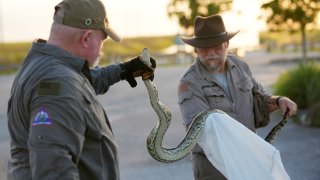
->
[197,111,290,180]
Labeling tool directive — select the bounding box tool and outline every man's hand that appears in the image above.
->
[277,96,298,117]
[120,56,156,87]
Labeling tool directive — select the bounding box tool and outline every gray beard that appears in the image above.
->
[91,54,102,68]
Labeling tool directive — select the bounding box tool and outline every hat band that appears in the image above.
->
[194,32,227,39]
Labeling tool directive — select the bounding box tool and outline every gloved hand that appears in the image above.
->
[120,56,156,87]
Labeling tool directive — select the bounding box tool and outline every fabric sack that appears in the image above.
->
[252,88,270,128]
[198,111,290,180]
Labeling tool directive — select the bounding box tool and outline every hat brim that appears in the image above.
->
[104,27,122,42]
[181,31,238,48]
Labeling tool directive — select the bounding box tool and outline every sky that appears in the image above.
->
[0,0,266,48]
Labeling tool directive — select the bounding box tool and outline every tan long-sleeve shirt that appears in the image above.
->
[178,55,270,153]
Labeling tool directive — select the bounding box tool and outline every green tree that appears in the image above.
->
[261,0,320,61]
[167,0,233,35]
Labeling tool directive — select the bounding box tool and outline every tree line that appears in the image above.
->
[167,0,320,61]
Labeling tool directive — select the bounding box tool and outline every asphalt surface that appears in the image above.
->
[0,51,319,180]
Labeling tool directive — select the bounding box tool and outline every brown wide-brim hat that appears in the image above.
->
[54,0,122,42]
[181,15,239,48]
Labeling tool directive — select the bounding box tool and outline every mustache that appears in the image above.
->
[206,56,221,60]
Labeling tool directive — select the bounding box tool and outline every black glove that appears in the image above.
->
[120,56,156,87]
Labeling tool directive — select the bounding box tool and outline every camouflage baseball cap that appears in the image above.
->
[54,0,122,42]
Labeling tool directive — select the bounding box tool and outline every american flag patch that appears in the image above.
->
[38,81,60,96]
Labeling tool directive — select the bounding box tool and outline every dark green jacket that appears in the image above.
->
[8,40,122,180]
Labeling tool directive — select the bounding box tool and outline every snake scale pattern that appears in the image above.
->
[140,48,288,163]
[264,113,289,144]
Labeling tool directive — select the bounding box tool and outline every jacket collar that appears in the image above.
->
[32,39,86,73]
[31,39,94,86]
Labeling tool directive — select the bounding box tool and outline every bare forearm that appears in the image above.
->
[266,96,282,113]
[266,96,298,116]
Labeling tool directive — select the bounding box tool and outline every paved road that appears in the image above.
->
[0,51,319,180]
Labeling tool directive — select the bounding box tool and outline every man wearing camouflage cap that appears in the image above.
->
[7,0,156,179]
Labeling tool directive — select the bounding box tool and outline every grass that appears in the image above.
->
[100,36,175,63]
[0,35,175,68]
[1,30,319,74]
[0,43,30,65]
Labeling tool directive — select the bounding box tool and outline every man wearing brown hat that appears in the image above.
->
[7,0,155,179]
[178,15,297,179]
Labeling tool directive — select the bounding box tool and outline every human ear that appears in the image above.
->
[80,30,92,48]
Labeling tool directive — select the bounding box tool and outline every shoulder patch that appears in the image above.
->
[38,81,60,96]
[178,82,189,93]
[32,108,52,126]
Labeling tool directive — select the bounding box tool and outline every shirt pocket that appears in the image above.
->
[236,78,254,112]
[203,86,225,98]
[82,91,104,122]
[203,86,230,110]
[238,78,253,92]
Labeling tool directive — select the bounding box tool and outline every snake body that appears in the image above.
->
[141,48,288,163]
[144,77,222,162]
[264,115,288,144]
